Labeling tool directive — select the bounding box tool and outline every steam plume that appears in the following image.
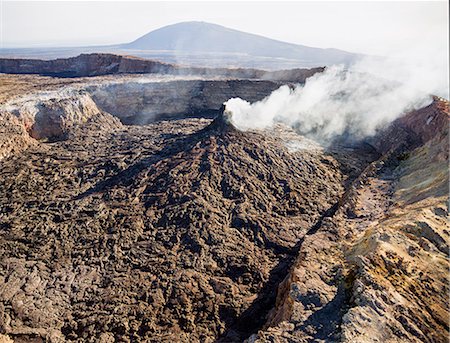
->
[225,48,448,143]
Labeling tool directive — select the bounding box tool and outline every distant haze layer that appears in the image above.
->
[1,1,447,56]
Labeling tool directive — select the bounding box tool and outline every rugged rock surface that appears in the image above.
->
[249,97,449,343]
[0,71,448,343]
[0,102,376,342]
[3,90,122,141]
[0,54,175,77]
[0,112,36,161]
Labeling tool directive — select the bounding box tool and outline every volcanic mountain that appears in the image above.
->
[0,22,361,69]
[122,21,361,67]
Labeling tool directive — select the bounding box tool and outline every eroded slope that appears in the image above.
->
[250,98,449,343]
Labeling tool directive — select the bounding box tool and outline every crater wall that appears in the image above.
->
[86,79,283,124]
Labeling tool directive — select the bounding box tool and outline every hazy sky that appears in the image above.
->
[1,1,448,55]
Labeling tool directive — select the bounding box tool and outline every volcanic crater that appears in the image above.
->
[0,59,448,343]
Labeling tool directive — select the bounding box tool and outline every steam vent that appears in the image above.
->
[0,53,449,343]
[205,104,238,133]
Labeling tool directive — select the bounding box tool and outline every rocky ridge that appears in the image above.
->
[249,97,449,342]
[0,53,323,81]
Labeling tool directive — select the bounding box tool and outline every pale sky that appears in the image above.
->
[1,1,448,55]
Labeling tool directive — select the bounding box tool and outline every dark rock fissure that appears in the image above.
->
[223,143,384,340]
[217,199,351,341]
[217,253,297,342]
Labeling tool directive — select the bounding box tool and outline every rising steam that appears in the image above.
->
[225,49,449,143]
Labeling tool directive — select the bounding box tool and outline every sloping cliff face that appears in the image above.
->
[0,54,176,77]
[0,53,324,81]
[0,75,288,154]
[87,80,284,124]
[368,96,449,155]
[250,97,449,343]
[1,90,122,142]
[0,88,123,163]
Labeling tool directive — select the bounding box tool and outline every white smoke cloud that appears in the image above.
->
[224,46,449,143]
